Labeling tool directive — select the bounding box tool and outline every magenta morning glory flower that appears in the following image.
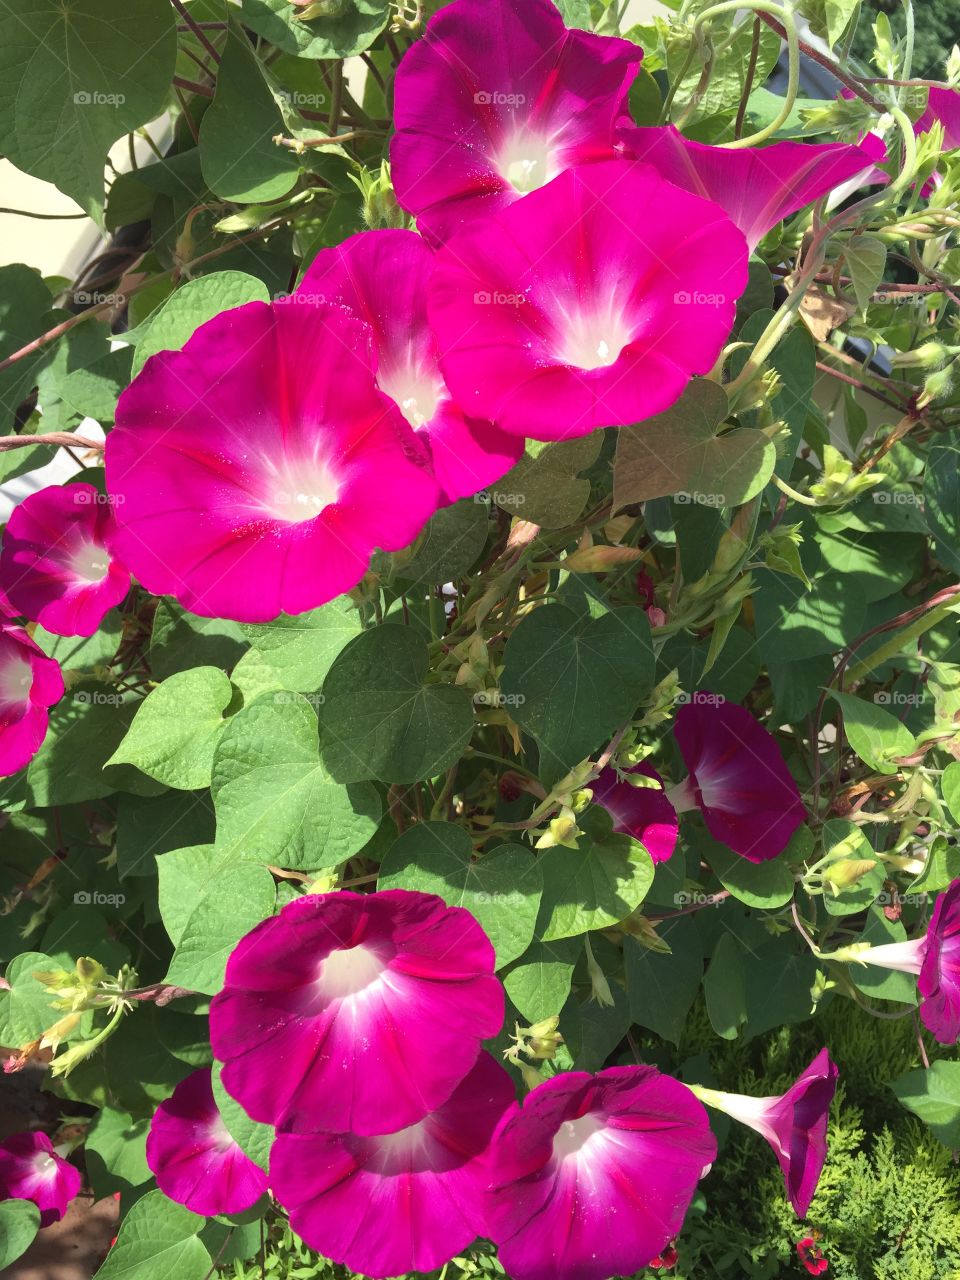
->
[0,484,130,637]
[667,694,806,862]
[0,623,64,777]
[429,161,748,441]
[841,878,960,1044]
[485,1065,716,1280]
[106,300,439,623]
[591,760,678,863]
[210,889,504,1136]
[390,0,642,245]
[145,1068,267,1216]
[271,1052,515,1277]
[691,1049,838,1218]
[618,126,880,252]
[0,1131,81,1226]
[298,229,522,503]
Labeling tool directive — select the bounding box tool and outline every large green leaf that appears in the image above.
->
[397,500,490,585]
[924,444,960,574]
[378,822,542,968]
[614,380,775,510]
[107,668,236,790]
[830,690,917,775]
[232,597,362,701]
[199,25,300,203]
[501,605,654,777]
[85,1107,152,1187]
[131,272,271,377]
[0,265,54,429]
[625,917,702,1045]
[212,694,381,870]
[492,435,603,529]
[891,1062,960,1148]
[503,935,583,1024]
[0,1201,40,1270]
[319,625,475,784]
[0,0,177,222]
[163,859,276,996]
[539,835,654,941]
[91,1191,210,1280]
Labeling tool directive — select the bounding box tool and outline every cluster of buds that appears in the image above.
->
[503,1016,564,1088]
[809,444,885,505]
[287,0,346,20]
[892,335,960,409]
[350,161,405,231]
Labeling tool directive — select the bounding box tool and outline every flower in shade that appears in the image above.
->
[797,1235,829,1276]
[298,230,522,503]
[690,1049,838,1218]
[0,1131,81,1226]
[0,623,64,777]
[390,0,642,245]
[0,484,130,637]
[829,878,960,1044]
[145,1068,267,1216]
[210,889,504,1136]
[429,161,748,441]
[485,1065,716,1280]
[667,694,806,862]
[591,760,678,863]
[271,1052,515,1277]
[106,300,439,623]
[618,126,880,252]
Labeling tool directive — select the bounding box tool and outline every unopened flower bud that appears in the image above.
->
[822,858,877,894]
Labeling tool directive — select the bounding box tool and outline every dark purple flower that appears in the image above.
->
[591,760,678,863]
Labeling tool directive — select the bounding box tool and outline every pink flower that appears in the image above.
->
[0,1131,81,1226]
[797,1235,829,1276]
[271,1052,515,1277]
[106,299,439,623]
[390,0,642,245]
[618,126,880,252]
[298,230,522,503]
[693,1050,838,1218]
[916,87,960,152]
[0,623,64,777]
[591,760,678,863]
[852,879,960,1044]
[485,1065,716,1280]
[668,695,806,861]
[0,484,130,637]
[210,889,504,1136]
[429,161,748,441]
[145,1068,267,1216]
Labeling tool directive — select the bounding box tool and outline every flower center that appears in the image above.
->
[32,1152,58,1180]
[0,656,33,708]
[497,131,553,194]
[377,361,443,431]
[68,539,111,584]
[268,456,340,523]
[556,303,633,371]
[315,942,387,1000]
[552,1111,605,1161]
